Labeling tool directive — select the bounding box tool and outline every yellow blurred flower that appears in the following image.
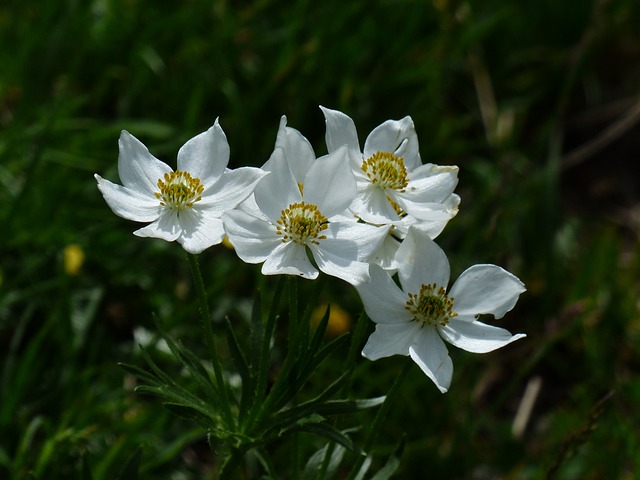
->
[63,244,85,276]
[311,303,351,337]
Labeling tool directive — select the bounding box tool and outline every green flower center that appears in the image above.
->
[155,170,204,211]
[276,201,328,246]
[405,283,457,327]
[361,151,409,191]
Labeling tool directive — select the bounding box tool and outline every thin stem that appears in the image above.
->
[243,275,286,433]
[218,447,245,480]
[187,253,234,428]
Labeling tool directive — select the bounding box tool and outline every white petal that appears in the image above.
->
[407,164,459,199]
[369,232,402,272]
[321,222,389,262]
[355,264,414,325]
[362,322,422,360]
[394,165,459,219]
[394,213,454,241]
[262,242,318,279]
[439,319,526,353]
[273,116,316,184]
[255,148,301,223]
[349,184,400,224]
[177,119,228,187]
[222,210,281,263]
[408,327,453,393]
[320,106,361,157]
[95,174,161,222]
[133,210,181,242]
[176,209,225,254]
[449,265,526,319]
[363,117,420,171]
[396,228,450,294]
[198,167,268,215]
[303,147,355,217]
[391,198,456,224]
[311,244,370,286]
[118,131,172,196]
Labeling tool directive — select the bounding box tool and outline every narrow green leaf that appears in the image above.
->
[283,423,362,456]
[303,334,349,377]
[117,362,162,387]
[224,316,252,420]
[154,319,220,404]
[0,446,10,468]
[174,339,221,403]
[347,363,411,480]
[269,335,349,413]
[133,384,214,422]
[297,274,328,365]
[244,278,285,433]
[249,289,264,373]
[133,346,218,415]
[143,428,205,472]
[370,454,401,480]
[248,448,278,479]
[116,446,142,480]
[79,455,94,480]
[137,345,180,388]
[263,371,350,430]
[346,311,369,367]
[307,304,331,362]
[162,402,217,429]
[342,311,370,396]
[352,456,373,480]
[287,276,301,356]
[268,396,386,433]
[303,442,346,480]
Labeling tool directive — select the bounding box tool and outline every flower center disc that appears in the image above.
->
[155,170,204,211]
[405,283,457,327]
[276,201,328,246]
[361,152,409,191]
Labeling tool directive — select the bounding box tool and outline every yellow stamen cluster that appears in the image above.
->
[405,283,457,327]
[154,170,204,211]
[276,201,328,246]
[361,151,409,191]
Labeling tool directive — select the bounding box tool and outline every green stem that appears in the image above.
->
[218,447,245,480]
[187,253,234,429]
[243,276,286,433]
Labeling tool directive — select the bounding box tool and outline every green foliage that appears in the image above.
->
[2,0,640,477]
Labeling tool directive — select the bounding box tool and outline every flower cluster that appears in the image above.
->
[96,107,525,392]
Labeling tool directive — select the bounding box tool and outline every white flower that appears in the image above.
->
[356,227,526,393]
[95,120,266,254]
[320,106,460,226]
[222,117,389,286]
[370,196,460,272]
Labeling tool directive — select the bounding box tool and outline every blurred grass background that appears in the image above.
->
[2,0,640,478]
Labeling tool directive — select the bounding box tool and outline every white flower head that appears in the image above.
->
[356,227,526,393]
[320,106,460,226]
[223,116,389,286]
[95,119,267,254]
